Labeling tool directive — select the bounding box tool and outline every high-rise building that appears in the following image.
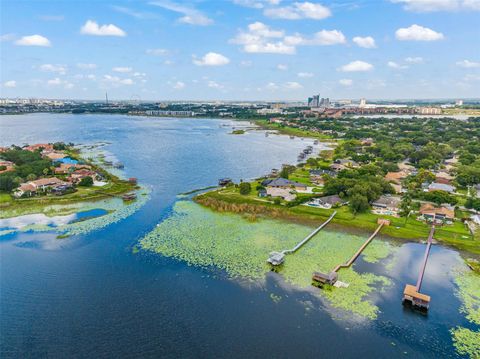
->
[308,94,320,108]
[359,98,367,108]
[455,99,463,106]
[320,98,330,108]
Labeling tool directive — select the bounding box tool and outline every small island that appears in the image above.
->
[0,142,138,219]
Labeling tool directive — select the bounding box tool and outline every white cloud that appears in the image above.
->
[112,66,133,73]
[339,79,353,86]
[149,1,213,26]
[388,61,408,69]
[39,64,67,74]
[103,75,134,86]
[339,60,374,72]
[80,20,126,37]
[77,63,97,70]
[284,81,303,89]
[15,34,51,47]
[264,2,331,20]
[456,59,480,68]
[207,80,224,89]
[265,82,279,90]
[230,22,344,54]
[391,0,480,12]
[172,81,185,89]
[234,0,281,8]
[240,60,253,67]
[3,80,16,88]
[193,52,230,66]
[405,56,424,63]
[112,5,158,19]
[395,24,444,41]
[47,77,74,89]
[230,22,294,54]
[277,64,288,70]
[352,36,376,48]
[298,72,314,78]
[146,48,169,56]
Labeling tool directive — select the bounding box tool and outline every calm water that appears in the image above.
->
[0,114,472,358]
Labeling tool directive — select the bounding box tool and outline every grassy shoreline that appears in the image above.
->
[194,189,480,258]
[253,119,335,141]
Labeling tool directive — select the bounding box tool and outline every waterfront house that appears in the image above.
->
[427,182,456,193]
[43,151,67,161]
[308,195,346,209]
[419,203,455,224]
[69,169,98,184]
[24,143,54,152]
[266,187,296,201]
[13,177,68,198]
[371,195,401,216]
[312,271,338,286]
[261,178,307,191]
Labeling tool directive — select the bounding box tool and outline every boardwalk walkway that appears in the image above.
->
[267,211,337,266]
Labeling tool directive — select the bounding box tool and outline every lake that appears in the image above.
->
[0,114,477,358]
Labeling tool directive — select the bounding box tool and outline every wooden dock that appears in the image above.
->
[312,218,389,287]
[267,211,337,266]
[402,224,435,310]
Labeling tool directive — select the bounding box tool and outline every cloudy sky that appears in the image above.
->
[1,0,479,101]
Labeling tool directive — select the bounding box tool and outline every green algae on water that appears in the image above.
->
[140,200,394,319]
[451,269,480,358]
[450,327,480,358]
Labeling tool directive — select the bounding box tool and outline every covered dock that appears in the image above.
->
[402,224,435,310]
[312,218,390,287]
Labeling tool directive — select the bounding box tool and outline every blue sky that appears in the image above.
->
[1,0,479,101]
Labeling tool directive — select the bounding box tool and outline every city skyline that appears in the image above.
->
[1,0,479,101]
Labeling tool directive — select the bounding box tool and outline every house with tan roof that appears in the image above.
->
[419,203,455,223]
[13,177,69,198]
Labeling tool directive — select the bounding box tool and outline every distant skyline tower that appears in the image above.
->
[359,98,366,108]
[105,92,109,105]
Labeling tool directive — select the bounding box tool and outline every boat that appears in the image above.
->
[290,136,294,139]
[122,192,137,201]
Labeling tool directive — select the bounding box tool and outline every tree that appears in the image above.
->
[279,167,289,179]
[78,176,93,187]
[239,182,251,195]
[349,194,369,214]
[399,194,413,217]
[43,168,50,176]
[26,173,37,181]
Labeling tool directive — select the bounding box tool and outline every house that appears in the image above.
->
[13,183,36,198]
[13,177,68,198]
[428,182,456,193]
[69,169,98,184]
[334,158,360,168]
[310,169,336,177]
[308,195,346,209]
[266,187,296,201]
[261,178,307,191]
[54,163,91,174]
[312,271,338,286]
[43,151,67,160]
[435,171,454,185]
[24,143,54,152]
[330,163,346,172]
[384,171,409,185]
[371,195,401,216]
[419,203,455,223]
[0,160,14,174]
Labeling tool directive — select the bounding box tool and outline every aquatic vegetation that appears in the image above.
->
[140,200,394,319]
[0,189,149,238]
[450,327,480,358]
[451,269,480,358]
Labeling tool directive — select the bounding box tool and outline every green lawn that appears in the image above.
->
[196,189,479,255]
